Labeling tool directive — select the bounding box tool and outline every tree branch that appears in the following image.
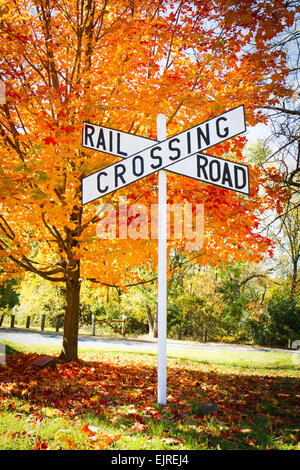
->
[263,105,300,117]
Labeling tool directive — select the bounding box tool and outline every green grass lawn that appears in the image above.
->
[0,340,299,450]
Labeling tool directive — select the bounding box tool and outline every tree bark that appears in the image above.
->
[146,304,158,338]
[146,305,154,337]
[59,273,81,362]
[291,258,299,298]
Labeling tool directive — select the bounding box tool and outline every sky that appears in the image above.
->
[246,122,272,143]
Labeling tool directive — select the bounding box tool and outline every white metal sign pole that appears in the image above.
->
[157,114,167,406]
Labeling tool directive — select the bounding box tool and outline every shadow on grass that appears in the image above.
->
[0,340,21,358]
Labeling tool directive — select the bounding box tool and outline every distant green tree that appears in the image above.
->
[215,261,267,340]
[17,274,65,327]
[169,270,223,341]
[265,285,300,347]
[120,281,157,337]
[239,302,270,345]
[0,275,19,311]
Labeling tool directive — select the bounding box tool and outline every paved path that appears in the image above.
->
[0,328,299,356]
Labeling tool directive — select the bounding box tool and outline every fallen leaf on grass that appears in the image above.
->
[42,407,61,417]
[109,416,120,424]
[129,422,149,434]
[90,433,121,450]
[90,395,100,402]
[61,437,77,449]
[162,437,183,446]
[19,404,31,413]
[34,441,49,450]
[232,428,252,434]
[245,438,256,446]
[28,413,43,425]
[290,434,299,444]
[80,422,121,449]
[81,423,101,436]
[125,407,139,415]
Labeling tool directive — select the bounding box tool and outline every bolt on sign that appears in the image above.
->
[81,105,249,406]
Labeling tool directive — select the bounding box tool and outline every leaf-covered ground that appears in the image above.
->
[0,347,299,450]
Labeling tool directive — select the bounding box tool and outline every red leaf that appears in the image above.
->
[34,441,48,450]
[44,136,57,146]
[61,437,76,449]
[81,423,95,437]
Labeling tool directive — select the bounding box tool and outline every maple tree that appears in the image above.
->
[0,0,296,361]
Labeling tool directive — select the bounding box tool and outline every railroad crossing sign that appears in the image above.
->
[81,105,249,406]
[82,105,248,204]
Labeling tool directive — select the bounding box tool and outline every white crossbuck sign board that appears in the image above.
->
[82,105,249,204]
[81,105,249,407]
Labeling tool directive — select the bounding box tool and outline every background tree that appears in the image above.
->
[262,5,300,198]
[0,273,19,316]
[171,269,223,341]
[277,201,300,297]
[120,282,157,337]
[16,273,65,327]
[0,0,295,360]
[265,283,300,347]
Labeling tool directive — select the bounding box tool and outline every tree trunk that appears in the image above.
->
[146,304,158,338]
[291,258,299,298]
[60,273,81,362]
[146,305,154,337]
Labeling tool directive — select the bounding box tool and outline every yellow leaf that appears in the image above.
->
[42,407,60,417]
[90,395,100,402]
[19,404,30,412]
